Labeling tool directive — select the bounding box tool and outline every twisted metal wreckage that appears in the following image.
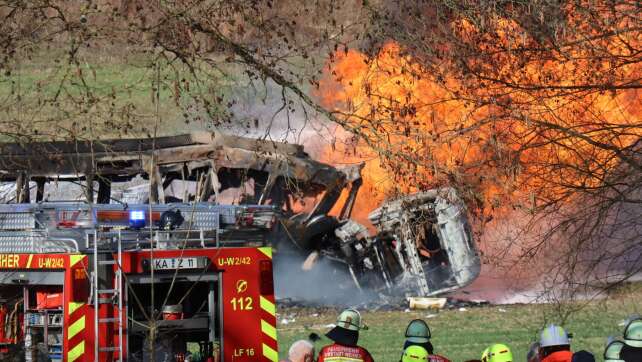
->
[0,131,480,297]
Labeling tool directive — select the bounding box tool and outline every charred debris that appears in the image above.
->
[0,131,480,298]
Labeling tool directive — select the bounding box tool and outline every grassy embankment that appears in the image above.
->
[277,283,642,361]
[0,47,241,140]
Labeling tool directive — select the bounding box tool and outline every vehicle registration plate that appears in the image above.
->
[152,257,199,270]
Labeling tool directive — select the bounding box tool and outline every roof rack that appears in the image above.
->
[0,202,279,254]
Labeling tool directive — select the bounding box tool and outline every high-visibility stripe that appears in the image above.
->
[260,296,275,317]
[258,247,272,259]
[26,254,33,268]
[261,319,277,341]
[68,316,85,339]
[262,343,278,362]
[68,341,85,362]
[69,254,84,267]
[68,302,85,315]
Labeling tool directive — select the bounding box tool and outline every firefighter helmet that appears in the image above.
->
[540,325,570,347]
[405,319,431,343]
[325,309,366,347]
[336,309,366,331]
[623,317,642,348]
[402,345,429,362]
[603,340,625,362]
[488,344,513,362]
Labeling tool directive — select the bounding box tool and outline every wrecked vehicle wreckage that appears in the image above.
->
[0,131,480,297]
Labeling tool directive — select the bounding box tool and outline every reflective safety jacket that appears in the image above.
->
[541,350,573,362]
[317,343,375,362]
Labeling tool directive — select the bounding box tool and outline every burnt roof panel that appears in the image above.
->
[0,131,343,187]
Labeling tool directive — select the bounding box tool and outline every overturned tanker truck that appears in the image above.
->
[0,131,480,298]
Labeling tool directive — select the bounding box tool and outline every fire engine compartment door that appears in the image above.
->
[0,270,65,285]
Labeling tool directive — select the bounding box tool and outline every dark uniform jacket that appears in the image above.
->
[620,344,642,362]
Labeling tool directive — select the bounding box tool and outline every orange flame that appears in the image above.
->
[316,10,641,224]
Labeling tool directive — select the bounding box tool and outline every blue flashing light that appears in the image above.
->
[130,210,145,221]
[129,210,146,228]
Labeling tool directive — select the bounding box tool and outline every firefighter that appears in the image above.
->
[620,317,642,362]
[403,319,451,362]
[402,345,429,362]
[403,319,433,353]
[317,309,374,362]
[485,344,513,362]
[539,325,573,362]
[603,340,625,362]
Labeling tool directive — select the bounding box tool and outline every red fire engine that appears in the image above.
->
[0,202,279,362]
[0,132,300,361]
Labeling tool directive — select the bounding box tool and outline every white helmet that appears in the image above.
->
[540,325,571,348]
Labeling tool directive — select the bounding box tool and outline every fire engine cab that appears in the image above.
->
[0,133,283,361]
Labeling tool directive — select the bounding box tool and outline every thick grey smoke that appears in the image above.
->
[204,79,335,152]
[457,191,642,304]
[273,245,378,305]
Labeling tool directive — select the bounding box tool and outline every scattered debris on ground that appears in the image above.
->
[276,295,490,317]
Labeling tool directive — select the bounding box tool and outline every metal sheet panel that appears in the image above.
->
[0,231,76,253]
[0,212,36,230]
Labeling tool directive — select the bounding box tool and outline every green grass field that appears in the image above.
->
[0,47,244,140]
[277,284,642,361]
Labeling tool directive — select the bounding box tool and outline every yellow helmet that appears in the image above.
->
[402,345,429,362]
[488,344,513,362]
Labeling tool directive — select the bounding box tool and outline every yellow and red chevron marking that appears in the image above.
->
[67,301,87,362]
[258,248,278,362]
[259,295,278,362]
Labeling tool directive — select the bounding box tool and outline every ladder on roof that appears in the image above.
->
[92,230,124,362]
